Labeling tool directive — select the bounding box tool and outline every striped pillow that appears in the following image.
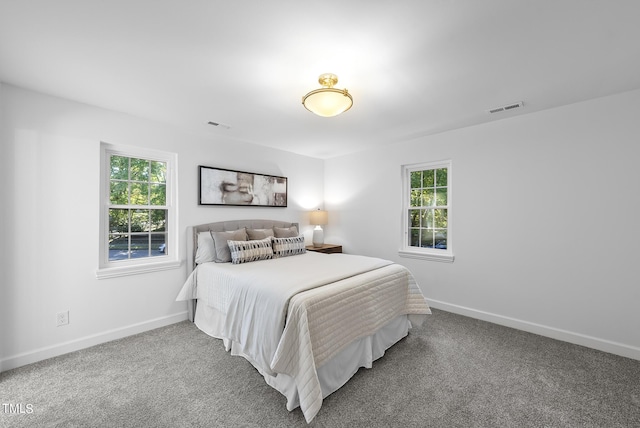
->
[272,236,306,258]
[228,237,274,264]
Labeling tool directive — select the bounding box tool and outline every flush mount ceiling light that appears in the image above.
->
[302,73,353,117]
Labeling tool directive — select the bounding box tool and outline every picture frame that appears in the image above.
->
[198,166,288,207]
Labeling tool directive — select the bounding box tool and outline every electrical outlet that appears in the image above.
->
[56,311,69,326]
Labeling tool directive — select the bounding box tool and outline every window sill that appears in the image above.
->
[398,249,455,263]
[96,259,182,279]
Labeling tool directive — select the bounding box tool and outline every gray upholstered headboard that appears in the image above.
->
[184,219,298,321]
[186,219,299,273]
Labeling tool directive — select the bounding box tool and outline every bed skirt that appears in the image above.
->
[193,301,411,413]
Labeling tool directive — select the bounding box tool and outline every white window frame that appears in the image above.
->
[399,160,454,263]
[96,142,180,279]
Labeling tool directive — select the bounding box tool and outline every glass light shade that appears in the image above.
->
[303,89,353,117]
[309,209,328,225]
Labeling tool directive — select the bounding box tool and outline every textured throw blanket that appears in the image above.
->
[271,263,429,422]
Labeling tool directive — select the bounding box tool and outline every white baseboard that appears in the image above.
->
[0,311,189,373]
[427,299,640,361]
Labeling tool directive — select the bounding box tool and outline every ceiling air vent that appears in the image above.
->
[207,121,231,129]
[487,101,524,114]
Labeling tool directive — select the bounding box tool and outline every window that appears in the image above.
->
[399,160,454,262]
[97,143,179,278]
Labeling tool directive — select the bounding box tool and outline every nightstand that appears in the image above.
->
[306,244,342,254]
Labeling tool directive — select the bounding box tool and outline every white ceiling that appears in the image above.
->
[1,1,640,159]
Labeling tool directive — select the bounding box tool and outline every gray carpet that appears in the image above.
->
[1,309,639,427]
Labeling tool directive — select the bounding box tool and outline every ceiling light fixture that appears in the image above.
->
[302,73,353,117]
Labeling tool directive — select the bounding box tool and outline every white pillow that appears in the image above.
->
[195,231,216,264]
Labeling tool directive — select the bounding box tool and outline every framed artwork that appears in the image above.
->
[199,166,288,207]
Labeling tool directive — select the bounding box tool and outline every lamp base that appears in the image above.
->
[312,226,324,247]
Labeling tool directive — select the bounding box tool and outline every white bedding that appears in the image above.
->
[176,251,430,422]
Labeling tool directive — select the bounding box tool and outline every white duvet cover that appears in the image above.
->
[176,251,430,422]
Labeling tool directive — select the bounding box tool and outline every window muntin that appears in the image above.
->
[400,161,453,262]
[98,143,179,278]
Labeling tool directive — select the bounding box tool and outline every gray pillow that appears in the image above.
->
[247,228,275,240]
[210,228,248,262]
[274,226,299,238]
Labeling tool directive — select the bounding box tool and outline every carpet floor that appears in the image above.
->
[1,309,639,427]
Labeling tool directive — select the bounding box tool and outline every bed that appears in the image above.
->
[175,219,430,423]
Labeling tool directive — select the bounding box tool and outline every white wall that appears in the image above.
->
[324,89,640,360]
[0,84,324,371]
[2,83,638,370]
